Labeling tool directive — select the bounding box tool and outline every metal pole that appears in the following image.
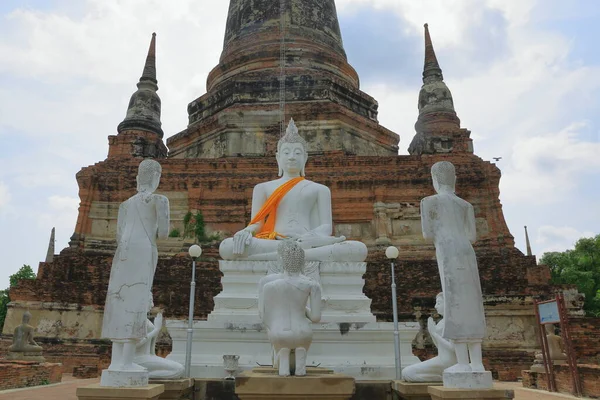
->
[185,258,197,377]
[391,260,401,380]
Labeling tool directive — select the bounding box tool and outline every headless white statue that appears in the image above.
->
[258,240,322,376]
[219,118,367,262]
[420,161,486,373]
[134,313,184,379]
[101,159,170,375]
[402,293,457,382]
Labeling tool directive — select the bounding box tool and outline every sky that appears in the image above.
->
[1,0,599,288]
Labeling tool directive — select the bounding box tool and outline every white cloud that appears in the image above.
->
[0,181,11,209]
[536,225,595,255]
[501,122,600,203]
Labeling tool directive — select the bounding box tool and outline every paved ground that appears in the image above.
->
[0,377,590,400]
[0,374,99,400]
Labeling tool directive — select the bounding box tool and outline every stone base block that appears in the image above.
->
[428,386,514,400]
[148,378,194,400]
[442,371,493,389]
[6,351,45,362]
[100,369,150,388]
[252,366,334,375]
[167,319,419,380]
[235,371,356,400]
[76,384,165,400]
[393,381,442,400]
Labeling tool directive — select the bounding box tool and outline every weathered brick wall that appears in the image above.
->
[0,360,62,390]
[0,337,110,374]
[569,317,600,363]
[523,364,600,398]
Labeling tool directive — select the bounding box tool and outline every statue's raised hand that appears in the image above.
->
[427,316,436,334]
[233,229,253,254]
[154,313,163,329]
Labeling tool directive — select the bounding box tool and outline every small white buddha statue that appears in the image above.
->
[258,240,322,376]
[134,312,184,379]
[402,293,457,382]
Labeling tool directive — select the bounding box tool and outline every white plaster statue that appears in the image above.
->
[402,293,457,382]
[134,313,184,379]
[7,311,45,361]
[258,240,322,376]
[420,161,486,373]
[101,159,170,373]
[219,118,367,262]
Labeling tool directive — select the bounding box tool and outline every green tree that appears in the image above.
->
[540,235,600,316]
[9,265,36,287]
[0,289,9,333]
[0,264,37,331]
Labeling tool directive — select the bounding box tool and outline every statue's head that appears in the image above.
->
[435,292,444,316]
[278,240,305,275]
[276,118,308,177]
[22,311,32,324]
[544,324,556,335]
[431,161,456,193]
[136,159,162,194]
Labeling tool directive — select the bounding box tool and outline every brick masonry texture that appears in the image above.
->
[0,360,62,390]
[522,364,600,398]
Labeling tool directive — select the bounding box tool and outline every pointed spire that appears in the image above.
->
[423,23,443,82]
[525,226,533,256]
[117,32,163,138]
[45,227,55,263]
[140,32,157,85]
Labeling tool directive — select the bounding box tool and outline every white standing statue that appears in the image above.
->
[219,118,367,262]
[100,159,170,387]
[402,293,457,382]
[420,161,487,378]
[134,313,184,379]
[258,240,322,376]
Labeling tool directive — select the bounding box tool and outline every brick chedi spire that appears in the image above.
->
[168,0,399,158]
[408,24,472,155]
[108,33,167,159]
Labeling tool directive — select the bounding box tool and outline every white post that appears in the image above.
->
[185,245,202,378]
[386,246,401,380]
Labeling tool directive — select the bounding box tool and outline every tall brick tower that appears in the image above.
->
[107,33,167,160]
[167,0,399,158]
[409,24,473,155]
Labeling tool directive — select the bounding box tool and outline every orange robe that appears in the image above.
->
[249,177,305,239]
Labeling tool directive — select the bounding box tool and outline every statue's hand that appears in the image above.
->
[427,317,436,334]
[233,229,253,254]
[155,313,163,328]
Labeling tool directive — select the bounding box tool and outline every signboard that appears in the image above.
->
[538,301,560,324]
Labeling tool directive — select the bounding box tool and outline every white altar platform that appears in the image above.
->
[166,260,420,380]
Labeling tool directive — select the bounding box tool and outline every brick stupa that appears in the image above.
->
[3,0,594,379]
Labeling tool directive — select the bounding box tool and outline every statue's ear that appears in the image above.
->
[276,152,283,177]
[301,153,308,177]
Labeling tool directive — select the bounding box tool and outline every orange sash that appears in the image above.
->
[249,177,305,240]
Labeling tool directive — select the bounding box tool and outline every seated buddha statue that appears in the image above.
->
[219,119,367,262]
[8,311,44,361]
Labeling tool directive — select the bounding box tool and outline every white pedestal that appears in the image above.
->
[210,261,376,323]
[166,319,419,380]
[442,371,493,389]
[166,260,419,380]
[100,369,149,388]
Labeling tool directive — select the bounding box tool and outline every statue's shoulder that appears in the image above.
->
[305,180,330,193]
[146,194,169,208]
[421,194,437,206]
